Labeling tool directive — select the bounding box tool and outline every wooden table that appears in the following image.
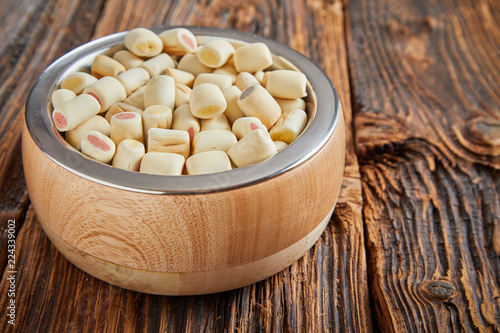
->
[1,0,499,331]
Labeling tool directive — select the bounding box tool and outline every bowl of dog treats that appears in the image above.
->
[22,26,345,295]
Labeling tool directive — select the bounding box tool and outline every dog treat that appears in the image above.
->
[231,117,267,140]
[235,72,260,91]
[113,49,145,70]
[52,94,101,131]
[275,97,306,112]
[237,84,281,129]
[177,54,213,76]
[105,103,143,122]
[197,38,235,68]
[117,67,150,96]
[222,86,245,125]
[159,28,197,56]
[212,64,238,82]
[192,129,237,155]
[233,42,273,72]
[172,104,200,141]
[269,109,307,144]
[139,152,185,175]
[200,113,231,131]
[110,112,144,145]
[51,89,76,108]
[81,130,116,164]
[147,128,190,159]
[189,83,227,119]
[193,73,232,91]
[83,76,127,113]
[142,105,172,142]
[144,75,176,110]
[66,115,111,150]
[124,28,163,57]
[61,72,98,94]
[227,129,277,167]
[164,68,195,87]
[140,53,175,77]
[186,151,232,175]
[123,85,145,109]
[52,27,312,174]
[91,54,126,78]
[264,70,307,99]
[174,84,191,108]
[112,139,145,171]
[254,71,265,84]
[274,140,288,152]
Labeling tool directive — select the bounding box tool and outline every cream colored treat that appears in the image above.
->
[112,139,145,171]
[124,28,163,57]
[105,103,143,123]
[140,53,175,77]
[222,85,245,125]
[274,140,288,152]
[91,54,126,78]
[275,97,306,112]
[186,151,232,175]
[60,72,98,94]
[227,129,277,167]
[164,68,195,87]
[197,38,235,68]
[147,128,190,159]
[52,94,101,132]
[235,72,260,91]
[254,71,265,84]
[80,130,116,164]
[193,73,232,91]
[269,109,307,144]
[200,113,231,131]
[139,152,185,175]
[144,75,176,110]
[174,84,191,108]
[66,115,111,150]
[159,28,197,56]
[264,70,308,99]
[212,64,238,83]
[171,104,200,141]
[83,76,127,113]
[124,85,145,110]
[189,83,227,119]
[142,105,172,142]
[117,67,150,96]
[233,42,273,72]
[177,54,213,76]
[51,89,76,108]
[192,129,237,155]
[110,112,144,145]
[231,117,267,140]
[237,84,281,129]
[113,50,145,70]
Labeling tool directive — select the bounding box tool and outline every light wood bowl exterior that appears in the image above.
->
[22,111,345,295]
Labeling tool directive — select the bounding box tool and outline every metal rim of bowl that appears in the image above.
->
[25,26,340,194]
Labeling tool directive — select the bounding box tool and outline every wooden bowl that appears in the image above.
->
[22,26,345,295]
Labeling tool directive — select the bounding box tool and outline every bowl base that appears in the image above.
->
[41,207,334,295]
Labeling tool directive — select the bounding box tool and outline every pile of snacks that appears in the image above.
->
[51,27,309,175]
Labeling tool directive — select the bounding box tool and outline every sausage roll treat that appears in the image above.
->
[50,27,311,175]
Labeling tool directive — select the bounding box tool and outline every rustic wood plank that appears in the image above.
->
[347,0,500,331]
[1,0,370,332]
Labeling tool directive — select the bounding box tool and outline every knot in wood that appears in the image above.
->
[420,280,457,302]
[464,117,500,156]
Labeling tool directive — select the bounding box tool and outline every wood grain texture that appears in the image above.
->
[347,0,500,331]
[1,0,370,331]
